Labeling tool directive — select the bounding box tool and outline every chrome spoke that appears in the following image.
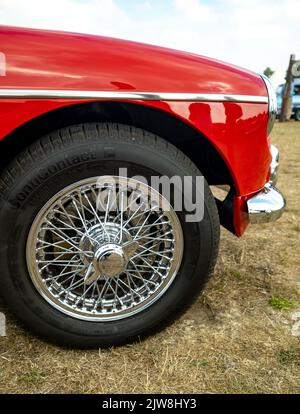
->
[138,249,173,260]
[46,215,100,249]
[72,196,89,234]
[129,220,170,232]
[130,239,167,261]
[104,187,112,229]
[113,191,143,223]
[116,190,125,243]
[44,268,84,282]
[83,192,108,238]
[121,198,146,228]
[128,262,157,287]
[44,219,87,253]
[131,257,166,278]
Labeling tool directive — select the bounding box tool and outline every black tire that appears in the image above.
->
[0,123,219,348]
[295,108,300,121]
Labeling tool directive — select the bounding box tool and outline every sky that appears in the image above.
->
[0,0,299,88]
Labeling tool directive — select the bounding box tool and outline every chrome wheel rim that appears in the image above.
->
[26,176,184,321]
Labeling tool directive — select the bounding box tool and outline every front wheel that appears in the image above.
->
[0,123,219,348]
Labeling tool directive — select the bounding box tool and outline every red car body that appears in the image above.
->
[0,26,273,236]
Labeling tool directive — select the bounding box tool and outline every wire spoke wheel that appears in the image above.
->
[1,123,220,347]
[26,176,184,321]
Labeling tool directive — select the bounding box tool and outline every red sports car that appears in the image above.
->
[0,26,285,347]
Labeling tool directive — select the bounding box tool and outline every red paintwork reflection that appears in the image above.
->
[0,26,266,96]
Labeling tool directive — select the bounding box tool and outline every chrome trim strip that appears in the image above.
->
[261,74,277,135]
[0,89,268,103]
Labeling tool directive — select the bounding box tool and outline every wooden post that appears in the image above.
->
[280,54,295,122]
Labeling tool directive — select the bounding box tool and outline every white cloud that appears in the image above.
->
[0,0,299,87]
[173,0,216,23]
[137,1,152,11]
[0,0,130,37]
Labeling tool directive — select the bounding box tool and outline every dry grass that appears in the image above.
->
[0,121,300,394]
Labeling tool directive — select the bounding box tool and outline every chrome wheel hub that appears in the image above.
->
[94,244,126,278]
[26,176,184,321]
[79,222,133,266]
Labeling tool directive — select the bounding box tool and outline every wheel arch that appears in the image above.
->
[0,101,235,189]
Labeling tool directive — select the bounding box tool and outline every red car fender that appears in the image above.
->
[0,26,271,236]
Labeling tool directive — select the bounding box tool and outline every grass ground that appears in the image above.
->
[0,122,299,394]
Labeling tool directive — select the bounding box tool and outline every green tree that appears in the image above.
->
[263,67,275,78]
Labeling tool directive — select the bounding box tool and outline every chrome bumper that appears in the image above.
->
[247,145,286,224]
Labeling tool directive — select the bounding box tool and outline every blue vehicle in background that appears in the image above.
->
[276,79,300,120]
